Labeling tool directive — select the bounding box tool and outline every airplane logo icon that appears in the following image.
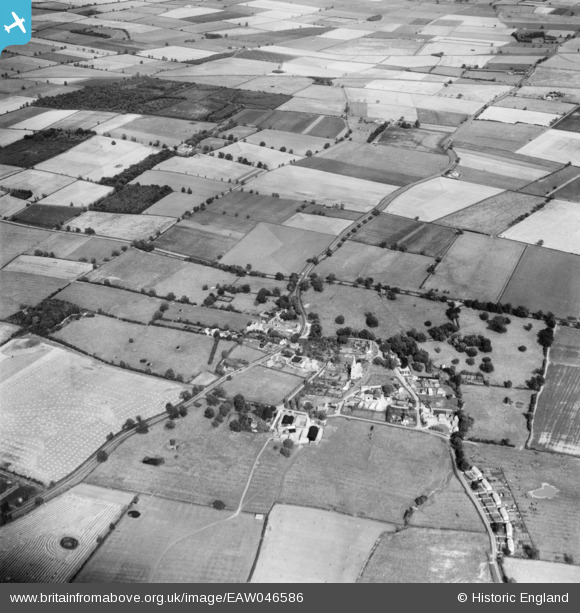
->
[4,12,26,34]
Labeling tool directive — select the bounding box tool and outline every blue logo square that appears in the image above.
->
[0,1,32,53]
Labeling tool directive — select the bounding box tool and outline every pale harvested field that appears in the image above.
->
[131,171,226,199]
[53,315,234,382]
[0,128,32,147]
[500,199,580,255]
[143,193,204,218]
[0,337,186,483]
[76,498,262,583]
[87,408,271,510]
[438,191,545,235]
[0,484,133,583]
[24,232,128,265]
[251,504,395,583]
[282,212,352,236]
[36,136,156,182]
[2,255,92,280]
[0,222,50,267]
[244,129,333,156]
[247,166,397,212]
[87,249,241,304]
[0,169,76,199]
[154,154,251,183]
[279,419,483,529]
[0,194,27,218]
[315,241,433,289]
[502,558,580,584]
[221,222,333,275]
[517,130,580,166]
[479,106,559,127]
[0,321,19,345]
[0,271,69,320]
[454,148,549,182]
[39,182,114,208]
[462,386,533,449]
[10,109,79,131]
[68,211,175,241]
[218,141,301,167]
[455,120,545,152]
[466,444,580,564]
[360,527,491,583]
[304,285,448,339]
[424,233,525,303]
[386,177,502,222]
[427,307,544,389]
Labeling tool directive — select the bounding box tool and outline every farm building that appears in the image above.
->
[272,408,323,445]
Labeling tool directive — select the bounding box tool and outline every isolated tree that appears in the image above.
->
[96,450,108,462]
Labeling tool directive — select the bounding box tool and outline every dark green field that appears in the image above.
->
[11,205,82,229]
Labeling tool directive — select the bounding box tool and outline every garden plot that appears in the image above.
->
[217,141,301,167]
[386,177,502,222]
[68,211,175,241]
[0,484,132,583]
[153,154,252,183]
[53,315,234,382]
[246,166,396,212]
[282,212,351,236]
[360,527,491,583]
[36,136,156,182]
[76,498,262,583]
[221,222,333,275]
[501,246,580,319]
[424,233,525,303]
[0,337,186,484]
[478,106,560,127]
[38,182,113,208]
[454,149,550,183]
[2,255,92,280]
[252,504,394,583]
[0,169,76,199]
[517,130,580,166]
[500,199,580,255]
[244,129,332,156]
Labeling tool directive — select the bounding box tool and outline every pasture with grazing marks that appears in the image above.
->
[0,337,186,484]
[53,315,235,382]
[360,527,491,583]
[0,484,133,583]
[279,419,483,529]
[222,365,303,405]
[87,408,271,511]
[424,233,525,303]
[251,504,395,583]
[75,497,262,583]
[68,211,175,241]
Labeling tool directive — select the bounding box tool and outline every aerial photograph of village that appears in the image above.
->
[0,0,578,586]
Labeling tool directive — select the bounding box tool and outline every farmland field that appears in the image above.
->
[0,484,133,583]
[360,527,491,583]
[251,504,395,583]
[87,408,271,510]
[454,120,546,152]
[386,177,502,222]
[2,255,93,280]
[154,154,252,183]
[222,365,303,405]
[463,386,533,449]
[518,165,580,197]
[221,222,333,275]
[210,192,298,224]
[0,321,19,345]
[502,558,580,584]
[0,222,51,267]
[244,129,333,156]
[282,212,351,236]
[500,246,580,319]
[161,303,259,333]
[11,205,83,229]
[0,337,186,483]
[500,199,580,255]
[553,176,580,202]
[130,171,226,200]
[423,233,525,303]
[517,130,580,166]
[315,242,433,290]
[438,191,546,235]
[0,271,70,319]
[247,166,397,212]
[279,419,483,529]
[465,444,580,564]
[0,194,27,218]
[24,232,128,265]
[0,169,76,199]
[68,211,175,241]
[53,315,235,382]
[39,182,113,208]
[76,497,262,583]
[36,136,156,182]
